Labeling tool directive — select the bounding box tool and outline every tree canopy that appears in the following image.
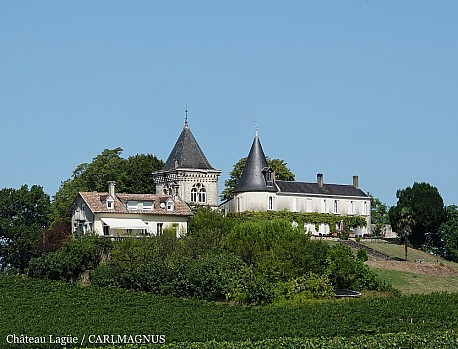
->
[368,193,389,237]
[439,205,458,262]
[0,185,50,273]
[220,156,295,201]
[389,182,446,249]
[51,148,164,223]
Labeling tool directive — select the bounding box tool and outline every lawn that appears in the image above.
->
[360,241,458,294]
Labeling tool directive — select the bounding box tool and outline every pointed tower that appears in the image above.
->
[153,117,221,208]
[235,130,277,194]
[221,131,277,213]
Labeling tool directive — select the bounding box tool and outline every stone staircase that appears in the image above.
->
[339,239,400,261]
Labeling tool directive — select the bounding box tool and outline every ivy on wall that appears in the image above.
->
[227,211,367,233]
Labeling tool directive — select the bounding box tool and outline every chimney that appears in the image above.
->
[353,175,359,188]
[108,181,116,197]
[317,173,324,187]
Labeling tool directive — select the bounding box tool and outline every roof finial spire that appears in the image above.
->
[252,120,258,138]
[184,105,189,128]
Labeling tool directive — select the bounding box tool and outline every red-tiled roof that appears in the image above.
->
[77,192,193,216]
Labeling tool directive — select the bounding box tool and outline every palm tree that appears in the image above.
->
[396,207,416,261]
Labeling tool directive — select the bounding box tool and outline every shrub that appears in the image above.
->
[186,206,235,256]
[224,219,330,282]
[240,274,276,305]
[357,248,369,262]
[28,234,112,281]
[326,244,393,292]
[186,252,250,301]
[90,263,118,287]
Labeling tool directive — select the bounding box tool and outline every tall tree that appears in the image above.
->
[439,205,458,262]
[368,193,389,237]
[123,154,164,194]
[396,207,415,261]
[220,157,295,201]
[0,185,50,273]
[389,182,446,249]
[51,148,164,223]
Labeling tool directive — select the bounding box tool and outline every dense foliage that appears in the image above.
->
[368,193,389,236]
[51,148,163,223]
[29,234,112,281]
[27,208,390,305]
[1,274,458,349]
[0,185,50,273]
[228,210,367,234]
[389,182,446,249]
[439,205,458,262]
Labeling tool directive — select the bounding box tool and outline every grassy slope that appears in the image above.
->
[361,241,458,294]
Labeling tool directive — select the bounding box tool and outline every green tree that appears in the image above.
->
[439,205,458,262]
[395,207,416,261]
[224,219,329,282]
[51,148,164,223]
[220,157,295,201]
[0,185,50,273]
[389,182,446,249]
[123,154,164,194]
[186,206,235,256]
[368,193,389,236]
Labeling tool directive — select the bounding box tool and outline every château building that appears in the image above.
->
[152,118,221,208]
[219,131,371,236]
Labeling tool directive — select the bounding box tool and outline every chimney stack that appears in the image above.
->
[353,175,359,188]
[317,173,324,187]
[108,181,116,197]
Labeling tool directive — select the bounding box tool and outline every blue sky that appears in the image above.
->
[1,1,457,207]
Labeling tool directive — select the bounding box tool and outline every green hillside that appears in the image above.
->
[360,241,458,294]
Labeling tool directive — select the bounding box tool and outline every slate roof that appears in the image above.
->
[162,122,215,171]
[276,180,369,198]
[77,192,193,216]
[234,134,277,193]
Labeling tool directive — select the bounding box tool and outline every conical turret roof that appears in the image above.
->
[234,133,277,193]
[162,121,215,171]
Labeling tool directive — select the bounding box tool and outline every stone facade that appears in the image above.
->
[153,120,221,208]
[154,169,220,208]
[220,133,371,236]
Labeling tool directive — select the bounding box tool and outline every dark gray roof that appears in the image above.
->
[276,180,369,197]
[234,134,277,193]
[162,122,215,171]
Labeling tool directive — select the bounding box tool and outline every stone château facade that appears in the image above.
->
[219,131,371,236]
[152,119,221,208]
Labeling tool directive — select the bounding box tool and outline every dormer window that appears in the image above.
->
[106,198,114,210]
[166,198,174,211]
[262,168,275,187]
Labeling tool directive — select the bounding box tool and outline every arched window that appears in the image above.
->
[199,187,206,203]
[191,187,198,202]
[191,183,206,203]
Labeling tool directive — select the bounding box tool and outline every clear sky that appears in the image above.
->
[1,1,457,207]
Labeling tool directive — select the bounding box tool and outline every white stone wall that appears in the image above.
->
[220,192,371,236]
[92,213,188,238]
[155,169,221,208]
[223,191,276,212]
